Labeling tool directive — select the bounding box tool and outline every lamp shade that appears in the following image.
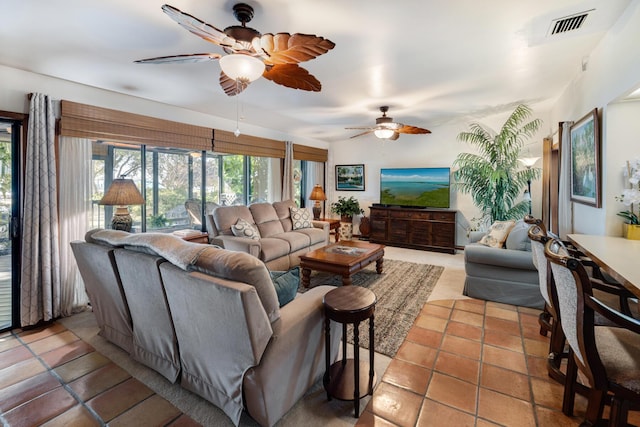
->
[219,54,265,82]
[309,184,327,201]
[374,128,395,139]
[99,178,145,206]
[517,157,541,168]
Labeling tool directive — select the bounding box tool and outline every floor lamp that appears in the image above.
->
[518,156,540,215]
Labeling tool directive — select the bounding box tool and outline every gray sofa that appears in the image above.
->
[206,199,330,270]
[463,219,543,309]
[71,230,340,427]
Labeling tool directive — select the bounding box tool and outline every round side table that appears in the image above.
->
[323,286,376,417]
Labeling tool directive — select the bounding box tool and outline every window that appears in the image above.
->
[90,142,307,231]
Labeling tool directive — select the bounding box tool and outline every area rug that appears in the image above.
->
[306,259,444,357]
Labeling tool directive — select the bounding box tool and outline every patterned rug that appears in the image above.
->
[305,259,444,357]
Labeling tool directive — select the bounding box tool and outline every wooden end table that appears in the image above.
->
[323,286,376,417]
[299,240,385,287]
[320,218,341,243]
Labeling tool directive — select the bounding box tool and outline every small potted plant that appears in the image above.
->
[330,196,363,223]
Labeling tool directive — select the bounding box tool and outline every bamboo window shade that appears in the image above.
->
[59,100,328,162]
[59,100,213,151]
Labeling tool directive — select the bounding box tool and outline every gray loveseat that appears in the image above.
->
[463,219,543,308]
[206,199,329,270]
[71,230,340,427]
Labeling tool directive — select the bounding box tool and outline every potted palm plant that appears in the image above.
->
[330,196,364,223]
[453,104,542,228]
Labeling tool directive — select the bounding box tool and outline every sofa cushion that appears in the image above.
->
[505,219,532,251]
[269,267,300,307]
[479,220,515,248]
[250,203,286,238]
[290,227,327,246]
[290,207,312,230]
[213,205,254,236]
[232,218,261,240]
[273,199,297,232]
[272,232,310,252]
[259,238,292,263]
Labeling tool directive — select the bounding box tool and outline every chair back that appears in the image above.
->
[544,238,602,385]
[525,215,557,311]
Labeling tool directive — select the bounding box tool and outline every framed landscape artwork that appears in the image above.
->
[570,109,601,207]
[335,164,365,191]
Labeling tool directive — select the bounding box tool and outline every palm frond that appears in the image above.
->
[453,104,542,223]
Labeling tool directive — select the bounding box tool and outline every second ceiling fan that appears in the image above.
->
[346,106,431,140]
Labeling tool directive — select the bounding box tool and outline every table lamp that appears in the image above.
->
[309,184,327,220]
[99,177,145,232]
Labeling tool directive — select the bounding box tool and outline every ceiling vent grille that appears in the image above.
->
[549,10,593,35]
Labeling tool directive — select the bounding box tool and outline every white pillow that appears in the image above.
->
[479,220,516,248]
[290,207,312,230]
[231,218,261,240]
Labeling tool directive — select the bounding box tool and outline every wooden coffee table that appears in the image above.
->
[300,240,385,287]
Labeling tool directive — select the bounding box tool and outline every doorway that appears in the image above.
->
[0,118,21,331]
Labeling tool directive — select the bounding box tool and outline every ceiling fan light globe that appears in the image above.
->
[374,128,395,139]
[220,54,265,82]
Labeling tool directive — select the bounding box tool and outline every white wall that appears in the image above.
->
[549,1,640,235]
[604,100,640,236]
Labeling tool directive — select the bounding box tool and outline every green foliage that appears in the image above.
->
[617,210,639,225]
[148,214,168,228]
[453,104,542,223]
[330,196,364,218]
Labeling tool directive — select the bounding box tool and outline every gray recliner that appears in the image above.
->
[463,219,543,309]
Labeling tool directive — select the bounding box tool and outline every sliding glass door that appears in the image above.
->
[0,119,20,331]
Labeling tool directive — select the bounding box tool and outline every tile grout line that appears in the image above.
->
[10,328,108,427]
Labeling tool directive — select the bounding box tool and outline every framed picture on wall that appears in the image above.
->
[335,164,365,191]
[570,108,601,207]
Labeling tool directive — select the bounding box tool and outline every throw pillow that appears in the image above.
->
[231,218,261,240]
[269,267,300,307]
[505,219,532,251]
[290,207,312,230]
[479,220,516,248]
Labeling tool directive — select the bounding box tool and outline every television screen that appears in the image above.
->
[380,167,450,208]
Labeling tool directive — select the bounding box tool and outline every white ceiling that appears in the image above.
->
[1,0,632,142]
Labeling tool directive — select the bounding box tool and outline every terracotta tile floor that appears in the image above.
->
[0,325,197,426]
[357,299,640,427]
[1,299,638,426]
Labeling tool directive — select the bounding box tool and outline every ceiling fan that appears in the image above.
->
[135,3,335,96]
[346,106,431,140]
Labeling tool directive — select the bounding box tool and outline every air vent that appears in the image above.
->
[548,9,594,35]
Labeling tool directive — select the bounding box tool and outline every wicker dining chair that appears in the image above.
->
[545,238,640,426]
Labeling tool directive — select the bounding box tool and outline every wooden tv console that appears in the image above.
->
[369,205,456,254]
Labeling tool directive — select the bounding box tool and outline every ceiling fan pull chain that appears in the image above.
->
[234,78,241,137]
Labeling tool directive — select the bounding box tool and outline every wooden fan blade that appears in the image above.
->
[219,72,249,96]
[254,33,335,65]
[389,132,400,141]
[135,53,221,64]
[263,64,321,91]
[396,124,431,134]
[349,130,374,139]
[161,4,242,51]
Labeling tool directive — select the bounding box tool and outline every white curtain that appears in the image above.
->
[21,93,61,326]
[59,137,92,315]
[282,141,294,201]
[558,121,574,238]
[305,161,326,211]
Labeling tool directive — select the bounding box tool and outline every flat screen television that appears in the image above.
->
[379,167,451,208]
